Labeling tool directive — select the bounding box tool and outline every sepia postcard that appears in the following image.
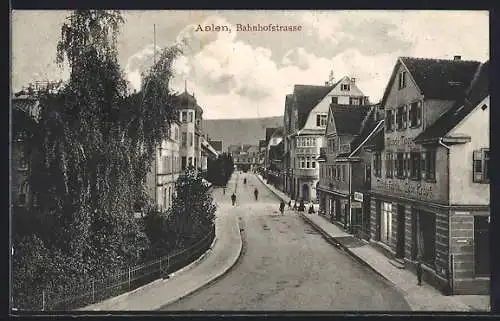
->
[10,10,491,314]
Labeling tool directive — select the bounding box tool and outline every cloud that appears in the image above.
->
[123,11,489,119]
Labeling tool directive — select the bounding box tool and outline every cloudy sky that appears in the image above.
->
[12,10,489,119]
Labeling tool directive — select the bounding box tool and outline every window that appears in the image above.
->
[188,111,193,123]
[163,156,168,173]
[386,110,394,131]
[188,157,193,167]
[312,161,316,168]
[374,152,382,177]
[181,132,187,147]
[316,114,327,127]
[421,150,436,181]
[350,97,359,105]
[398,71,407,89]
[341,84,350,91]
[409,101,422,127]
[175,127,179,140]
[18,149,28,170]
[410,152,421,180]
[332,96,338,104]
[404,153,410,178]
[473,149,489,183]
[396,105,408,130]
[301,158,305,168]
[381,202,393,244]
[306,157,311,168]
[396,153,405,178]
[181,156,187,170]
[385,152,393,178]
[189,133,193,147]
[181,111,188,123]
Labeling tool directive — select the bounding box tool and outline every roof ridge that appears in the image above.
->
[400,56,480,64]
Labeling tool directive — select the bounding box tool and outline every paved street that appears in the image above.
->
[160,172,410,311]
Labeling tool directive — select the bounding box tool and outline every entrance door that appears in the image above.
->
[396,205,405,259]
[302,184,309,201]
[474,216,490,276]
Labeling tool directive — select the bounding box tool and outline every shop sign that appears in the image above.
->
[351,201,362,208]
[353,192,363,202]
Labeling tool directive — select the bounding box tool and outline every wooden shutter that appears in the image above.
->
[473,150,484,182]
[416,101,422,126]
[421,152,427,180]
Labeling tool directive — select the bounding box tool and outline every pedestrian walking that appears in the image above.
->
[288,200,292,209]
[293,201,297,210]
[308,204,315,214]
[231,193,237,206]
[280,200,285,215]
[223,187,226,195]
[416,259,423,286]
[254,188,259,201]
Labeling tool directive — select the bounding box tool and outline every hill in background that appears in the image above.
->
[202,116,283,153]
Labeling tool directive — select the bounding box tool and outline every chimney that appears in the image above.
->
[454,55,461,61]
[351,77,356,83]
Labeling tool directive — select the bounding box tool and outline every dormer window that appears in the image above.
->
[332,96,338,104]
[398,71,407,89]
[341,84,350,91]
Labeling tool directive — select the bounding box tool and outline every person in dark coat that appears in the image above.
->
[231,193,236,206]
[288,200,292,209]
[279,200,285,214]
[298,199,305,212]
[308,204,315,214]
[254,188,259,201]
[416,259,423,286]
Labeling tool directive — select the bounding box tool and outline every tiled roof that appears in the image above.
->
[402,57,480,100]
[331,104,371,135]
[381,57,481,107]
[415,60,488,142]
[364,123,384,151]
[348,115,384,157]
[294,84,334,130]
[208,140,223,151]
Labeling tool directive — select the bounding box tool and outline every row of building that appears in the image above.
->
[12,85,220,216]
[262,56,490,295]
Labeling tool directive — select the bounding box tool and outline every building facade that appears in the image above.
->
[177,90,204,171]
[366,56,488,295]
[286,77,369,202]
[228,144,260,171]
[318,104,383,239]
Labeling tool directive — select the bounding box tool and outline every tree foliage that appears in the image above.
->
[12,10,183,310]
[206,153,234,186]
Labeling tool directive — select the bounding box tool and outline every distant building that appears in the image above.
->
[228,144,260,171]
[284,76,369,202]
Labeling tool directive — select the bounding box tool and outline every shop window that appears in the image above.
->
[409,101,422,128]
[385,152,393,178]
[418,210,436,267]
[374,152,382,177]
[381,202,393,244]
[473,149,489,183]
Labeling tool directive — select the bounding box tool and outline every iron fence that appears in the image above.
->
[28,226,215,311]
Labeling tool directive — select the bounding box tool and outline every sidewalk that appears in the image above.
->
[79,211,243,311]
[256,174,490,312]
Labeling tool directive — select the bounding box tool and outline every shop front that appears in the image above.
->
[351,191,371,241]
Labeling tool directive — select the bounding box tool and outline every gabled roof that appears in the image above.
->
[331,104,371,135]
[364,122,385,151]
[415,60,488,143]
[347,110,385,157]
[381,57,481,107]
[293,84,335,130]
[208,140,223,151]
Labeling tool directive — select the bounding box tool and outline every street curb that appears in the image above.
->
[157,216,244,309]
[299,213,396,286]
[255,174,289,203]
[78,233,219,311]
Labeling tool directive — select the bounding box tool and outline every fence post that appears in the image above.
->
[42,290,45,311]
[128,267,131,290]
[92,280,95,303]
